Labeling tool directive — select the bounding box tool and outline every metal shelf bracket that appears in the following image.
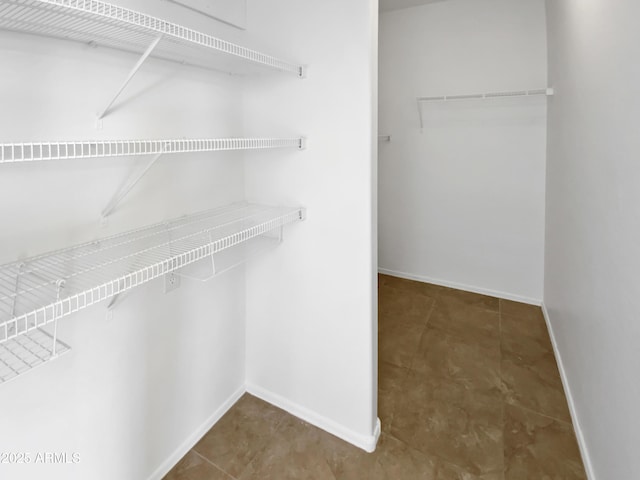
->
[102,149,164,218]
[97,35,163,121]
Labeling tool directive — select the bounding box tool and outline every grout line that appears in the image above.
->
[405,300,437,373]
[191,450,238,480]
[498,306,576,426]
[423,296,438,327]
[505,400,575,426]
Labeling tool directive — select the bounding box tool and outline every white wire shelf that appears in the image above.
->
[176,234,282,282]
[0,203,305,344]
[0,0,305,77]
[0,328,70,383]
[0,137,304,164]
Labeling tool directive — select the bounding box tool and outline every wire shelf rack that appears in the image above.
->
[176,233,282,282]
[0,328,70,383]
[0,203,304,345]
[0,137,304,164]
[0,0,305,77]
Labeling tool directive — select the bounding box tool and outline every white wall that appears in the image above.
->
[0,1,248,478]
[378,0,548,303]
[242,0,379,450]
[0,0,379,477]
[545,1,640,479]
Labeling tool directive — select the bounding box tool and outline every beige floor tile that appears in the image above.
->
[412,327,502,396]
[499,300,544,322]
[379,320,425,368]
[428,297,500,350]
[193,394,287,477]
[434,459,504,479]
[500,314,553,365]
[438,287,500,312]
[379,274,446,298]
[379,285,435,330]
[329,433,439,480]
[163,450,233,480]
[391,370,503,476]
[378,361,409,429]
[237,416,339,480]
[500,350,571,422]
[504,404,586,480]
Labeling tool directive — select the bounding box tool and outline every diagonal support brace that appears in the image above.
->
[97,35,163,120]
[417,99,425,133]
[102,150,164,218]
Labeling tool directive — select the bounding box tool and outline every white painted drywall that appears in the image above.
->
[0,1,250,478]
[545,1,640,478]
[380,0,445,13]
[242,0,379,447]
[378,0,548,303]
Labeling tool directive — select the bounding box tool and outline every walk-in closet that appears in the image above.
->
[0,0,637,479]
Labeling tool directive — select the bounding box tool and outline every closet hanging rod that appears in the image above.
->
[417,88,554,131]
[0,138,305,164]
[417,88,554,103]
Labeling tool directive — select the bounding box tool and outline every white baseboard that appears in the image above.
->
[541,303,596,480]
[378,268,542,306]
[147,385,246,480]
[246,382,381,453]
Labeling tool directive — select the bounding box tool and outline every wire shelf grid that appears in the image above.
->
[0,137,304,164]
[0,328,70,383]
[0,0,304,77]
[0,203,304,343]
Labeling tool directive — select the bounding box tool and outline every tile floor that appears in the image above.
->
[165,274,587,479]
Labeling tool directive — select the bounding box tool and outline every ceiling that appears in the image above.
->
[379,0,446,13]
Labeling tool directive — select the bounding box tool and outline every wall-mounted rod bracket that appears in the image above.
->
[378,135,391,142]
[97,35,163,120]
[102,150,164,218]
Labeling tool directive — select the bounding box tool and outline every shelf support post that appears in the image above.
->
[102,150,164,218]
[97,35,163,120]
[52,280,65,357]
[10,263,24,321]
